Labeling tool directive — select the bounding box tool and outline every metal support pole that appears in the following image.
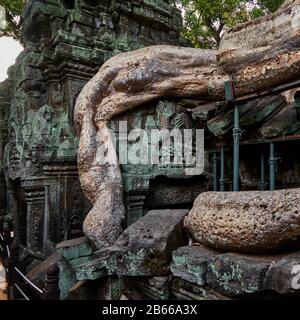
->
[269,143,276,191]
[259,151,265,191]
[220,148,225,192]
[213,152,218,191]
[233,105,241,191]
[224,80,240,192]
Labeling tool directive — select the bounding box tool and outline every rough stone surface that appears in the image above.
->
[112,100,208,227]
[27,237,94,299]
[172,277,230,300]
[95,276,123,300]
[56,237,93,261]
[171,245,219,286]
[185,189,300,253]
[264,252,300,294]
[1,0,300,302]
[75,209,189,280]
[171,245,300,298]
[0,0,183,255]
[67,280,94,300]
[125,276,172,300]
[74,0,300,249]
[219,0,300,69]
[206,253,276,297]
[66,279,113,300]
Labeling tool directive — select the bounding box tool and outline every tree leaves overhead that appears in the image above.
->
[172,0,285,48]
[257,0,286,12]
[0,0,26,40]
[0,0,286,44]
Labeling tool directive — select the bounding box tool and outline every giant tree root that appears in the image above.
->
[74,0,300,250]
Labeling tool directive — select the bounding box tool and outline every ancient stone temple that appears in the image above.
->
[1,0,300,301]
[0,0,183,257]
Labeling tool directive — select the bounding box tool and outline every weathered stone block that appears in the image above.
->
[206,253,276,297]
[96,276,123,300]
[171,245,218,286]
[172,277,230,300]
[0,0,183,259]
[171,245,300,299]
[264,251,300,295]
[76,209,189,280]
[58,257,79,300]
[128,276,172,300]
[27,237,95,300]
[185,189,300,253]
[67,280,93,300]
[56,237,93,261]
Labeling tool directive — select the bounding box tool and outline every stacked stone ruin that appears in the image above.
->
[0,0,183,255]
[0,0,300,300]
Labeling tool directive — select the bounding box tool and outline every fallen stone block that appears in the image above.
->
[56,237,93,261]
[206,253,277,297]
[127,276,172,300]
[264,251,300,295]
[172,277,230,300]
[27,237,95,300]
[185,189,300,253]
[171,245,300,298]
[76,209,189,280]
[171,245,219,286]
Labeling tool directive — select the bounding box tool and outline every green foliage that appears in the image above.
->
[172,0,285,48]
[0,0,26,40]
[257,0,286,12]
[0,0,286,44]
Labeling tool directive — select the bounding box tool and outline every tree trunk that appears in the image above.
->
[74,0,300,249]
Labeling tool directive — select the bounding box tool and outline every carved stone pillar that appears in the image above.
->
[23,184,45,254]
[123,177,149,226]
[43,162,89,246]
[97,277,123,300]
[0,80,9,217]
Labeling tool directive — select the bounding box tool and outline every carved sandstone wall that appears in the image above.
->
[0,0,183,255]
[74,0,300,249]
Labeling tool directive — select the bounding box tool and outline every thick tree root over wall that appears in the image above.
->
[74,0,300,250]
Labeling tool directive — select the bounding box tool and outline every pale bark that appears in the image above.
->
[74,0,300,250]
